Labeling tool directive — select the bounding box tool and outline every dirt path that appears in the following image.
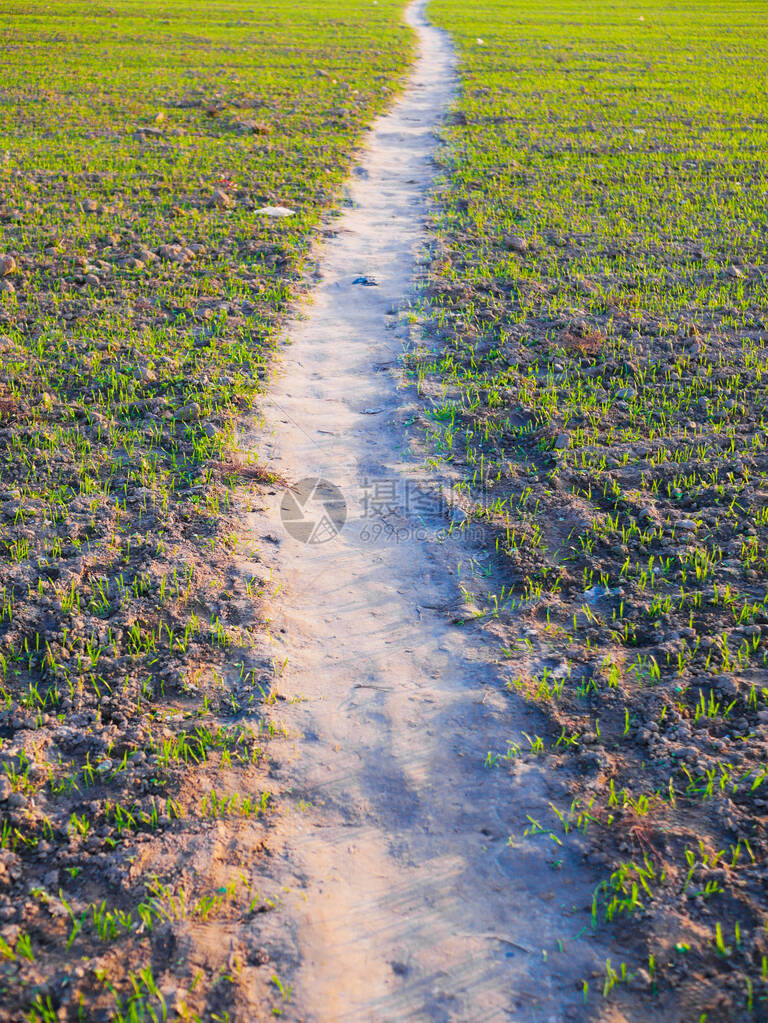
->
[243,2,610,1019]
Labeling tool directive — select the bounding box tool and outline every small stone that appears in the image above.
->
[676,518,698,531]
[714,675,739,697]
[553,432,570,450]
[0,254,16,276]
[628,968,652,991]
[727,264,743,278]
[211,187,232,209]
[505,234,528,255]
[157,243,189,264]
[678,745,700,760]
[178,402,201,421]
[82,198,99,213]
[135,125,163,139]
[0,776,11,801]
[256,205,294,218]
[243,120,271,135]
[0,279,14,295]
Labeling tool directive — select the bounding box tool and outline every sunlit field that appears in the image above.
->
[420,1,768,1016]
[0,2,410,1018]
[2,0,768,1017]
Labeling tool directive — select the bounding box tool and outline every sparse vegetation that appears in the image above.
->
[5,0,767,1016]
[420,0,768,1016]
[0,0,411,1017]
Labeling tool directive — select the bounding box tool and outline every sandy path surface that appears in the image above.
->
[242,2,608,1019]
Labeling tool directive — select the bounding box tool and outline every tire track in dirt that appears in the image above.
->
[241,2,614,1019]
